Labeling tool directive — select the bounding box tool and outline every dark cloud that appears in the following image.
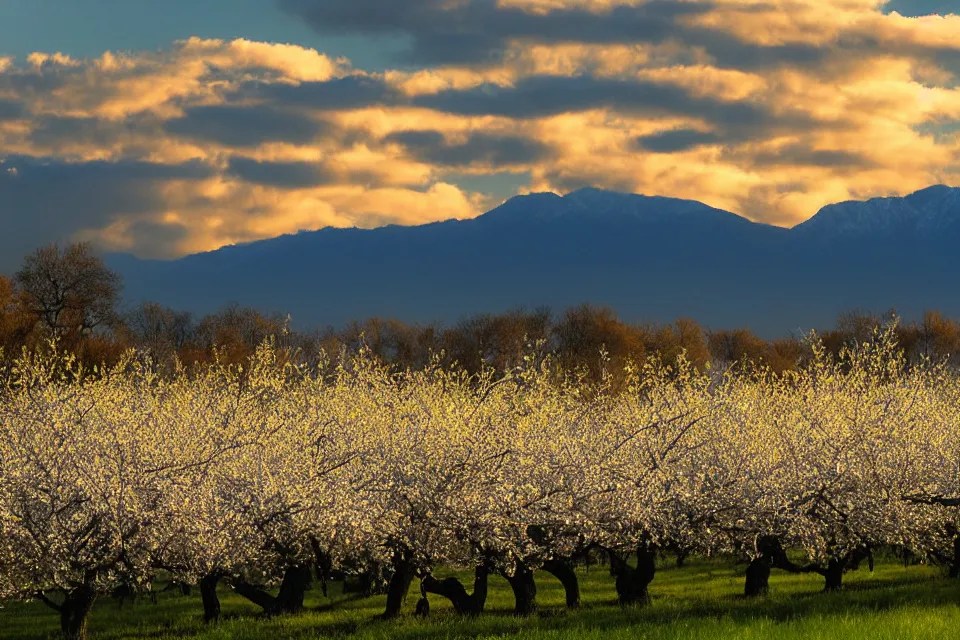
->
[384,130,550,166]
[415,75,819,137]
[279,0,960,80]
[164,104,329,147]
[278,0,856,72]
[229,76,406,111]
[744,143,875,170]
[0,99,24,120]
[28,114,164,149]
[0,157,213,270]
[687,28,829,72]
[0,69,72,97]
[1,155,212,185]
[384,130,445,149]
[278,0,711,66]
[225,157,340,189]
[633,128,724,153]
[225,157,386,189]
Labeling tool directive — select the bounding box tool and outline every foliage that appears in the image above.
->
[2,323,960,638]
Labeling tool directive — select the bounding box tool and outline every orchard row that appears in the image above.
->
[1,327,958,640]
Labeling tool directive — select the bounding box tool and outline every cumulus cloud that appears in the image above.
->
[0,2,959,268]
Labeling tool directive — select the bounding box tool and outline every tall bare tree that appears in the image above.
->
[15,243,122,340]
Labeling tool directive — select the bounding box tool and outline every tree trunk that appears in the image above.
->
[276,564,312,614]
[231,581,279,613]
[358,570,374,596]
[232,564,311,616]
[744,558,771,597]
[473,563,489,612]
[60,586,96,640]
[383,549,415,619]
[200,573,221,623]
[950,535,960,579]
[823,557,846,592]
[502,561,537,616]
[310,538,333,597]
[414,594,431,617]
[542,558,580,608]
[421,575,482,615]
[611,543,656,606]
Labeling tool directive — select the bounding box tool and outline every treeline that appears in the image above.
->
[5,243,960,380]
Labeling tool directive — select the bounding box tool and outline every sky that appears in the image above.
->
[0,0,958,271]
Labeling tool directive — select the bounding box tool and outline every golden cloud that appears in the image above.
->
[1,2,959,266]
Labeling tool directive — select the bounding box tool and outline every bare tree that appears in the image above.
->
[125,302,194,358]
[15,243,122,339]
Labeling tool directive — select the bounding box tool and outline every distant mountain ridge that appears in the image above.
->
[109,185,960,338]
[793,185,960,241]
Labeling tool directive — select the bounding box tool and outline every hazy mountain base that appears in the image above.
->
[2,558,957,640]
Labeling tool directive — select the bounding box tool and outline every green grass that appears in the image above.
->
[2,557,959,639]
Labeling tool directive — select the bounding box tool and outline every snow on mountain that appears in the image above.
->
[791,185,960,241]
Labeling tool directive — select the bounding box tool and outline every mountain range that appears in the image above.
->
[108,184,960,338]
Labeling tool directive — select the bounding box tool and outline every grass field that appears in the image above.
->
[2,557,959,640]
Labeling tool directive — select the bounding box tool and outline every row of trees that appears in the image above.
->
[1,326,959,639]
[7,244,960,385]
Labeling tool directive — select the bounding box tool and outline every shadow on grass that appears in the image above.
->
[360,570,960,640]
[372,586,960,640]
[3,564,957,640]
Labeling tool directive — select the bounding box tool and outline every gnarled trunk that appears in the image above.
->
[823,557,846,592]
[502,561,537,616]
[414,594,431,616]
[744,535,787,597]
[232,564,311,616]
[276,564,312,614]
[232,581,279,612]
[200,573,221,624]
[542,558,580,608]
[60,586,96,640]
[611,543,656,607]
[473,563,489,612]
[383,548,415,619]
[744,558,771,597]
[421,575,482,615]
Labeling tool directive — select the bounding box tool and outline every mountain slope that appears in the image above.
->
[109,185,960,338]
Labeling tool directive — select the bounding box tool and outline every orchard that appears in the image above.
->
[1,325,958,640]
